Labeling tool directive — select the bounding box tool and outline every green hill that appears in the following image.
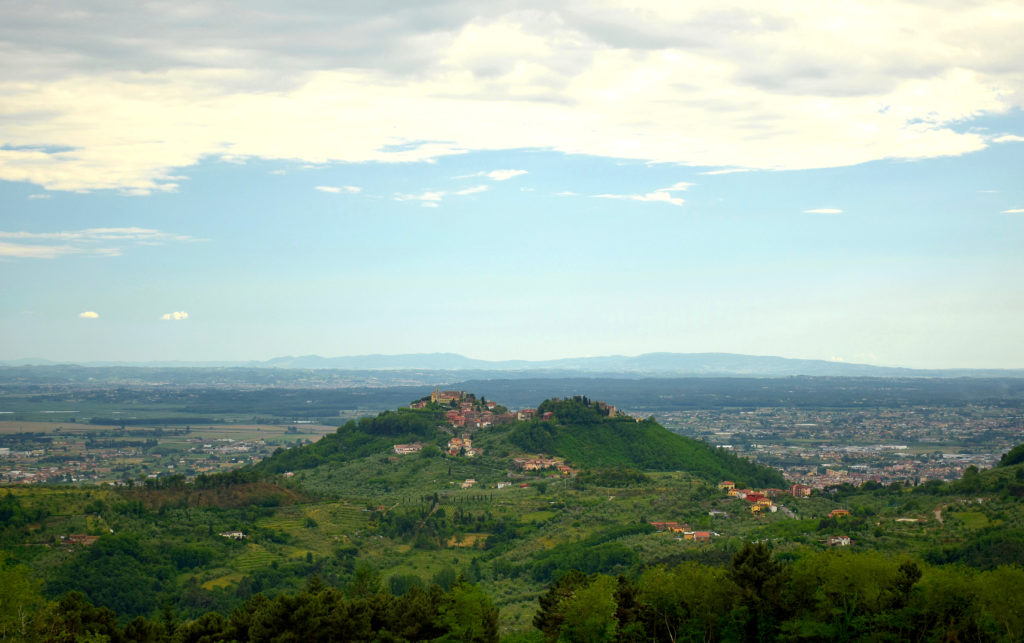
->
[250,395,783,487]
[506,397,785,487]
[253,406,446,474]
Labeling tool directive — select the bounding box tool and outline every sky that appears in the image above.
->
[1,1,1023,369]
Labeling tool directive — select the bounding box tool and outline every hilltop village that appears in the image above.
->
[393,389,576,481]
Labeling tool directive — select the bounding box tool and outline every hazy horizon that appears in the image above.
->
[2,2,1023,369]
[4,350,1024,373]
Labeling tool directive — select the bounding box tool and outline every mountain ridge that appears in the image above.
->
[3,351,1023,377]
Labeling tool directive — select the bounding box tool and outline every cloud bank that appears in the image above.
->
[0,227,200,259]
[1,1,1022,192]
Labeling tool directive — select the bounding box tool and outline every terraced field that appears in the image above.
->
[233,543,278,571]
[256,502,370,534]
[202,572,243,590]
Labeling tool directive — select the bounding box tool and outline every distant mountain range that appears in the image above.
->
[2,352,1023,378]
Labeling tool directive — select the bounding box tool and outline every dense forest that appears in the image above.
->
[3,542,1022,642]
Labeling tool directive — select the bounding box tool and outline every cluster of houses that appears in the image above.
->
[718,480,782,513]
[447,437,481,457]
[718,480,855,546]
[391,437,484,457]
[409,390,556,429]
[718,480,816,514]
[409,389,520,429]
[650,521,714,542]
[512,455,575,475]
[395,393,578,474]
[444,408,515,429]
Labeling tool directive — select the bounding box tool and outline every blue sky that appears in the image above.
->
[1,1,1023,368]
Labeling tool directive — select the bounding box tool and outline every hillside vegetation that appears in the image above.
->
[507,397,785,487]
[252,396,783,488]
[253,407,446,474]
[3,395,1023,641]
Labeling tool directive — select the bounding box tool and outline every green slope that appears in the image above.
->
[253,407,446,474]
[508,397,785,487]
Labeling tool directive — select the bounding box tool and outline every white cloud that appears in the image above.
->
[596,191,685,206]
[160,311,189,321]
[78,311,99,319]
[0,227,200,259]
[453,169,528,181]
[486,169,527,181]
[0,2,1022,192]
[699,169,751,176]
[315,185,361,194]
[395,191,445,203]
[395,184,488,206]
[0,227,199,242]
[804,208,844,214]
[993,135,1024,143]
[1002,208,1024,214]
[595,181,693,206]
[27,193,51,199]
[660,182,694,192]
[0,241,76,259]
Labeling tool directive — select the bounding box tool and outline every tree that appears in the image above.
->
[440,580,499,643]
[729,542,784,642]
[639,563,737,642]
[30,592,120,643]
[0,560,46,640]
[556,575,618,643]
[534,571,589,640]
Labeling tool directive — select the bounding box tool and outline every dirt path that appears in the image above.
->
[415,499,441,531]
[934,505,944,525]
